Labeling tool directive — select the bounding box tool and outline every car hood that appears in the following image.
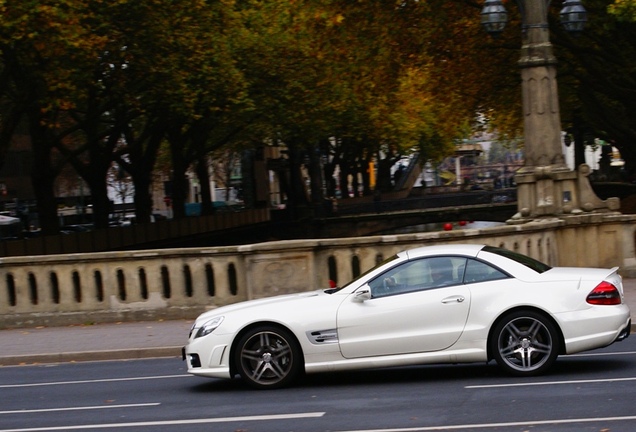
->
[194,289,328,323]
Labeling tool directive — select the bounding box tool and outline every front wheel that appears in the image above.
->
[235,325,302,389]
[490,310,560,376]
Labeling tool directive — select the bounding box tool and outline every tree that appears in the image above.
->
[236,1,485,213]
[462,0,636,177]
[551,0,636,176]
[127,0,252,220]
[609,0,636,20]
[8,0,636,236]
[0,0,111,233]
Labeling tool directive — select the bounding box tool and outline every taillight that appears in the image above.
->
[586,281,622,305]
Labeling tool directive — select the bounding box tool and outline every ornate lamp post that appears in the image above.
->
[480,0,618,220]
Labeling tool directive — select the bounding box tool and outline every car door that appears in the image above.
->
[336,256,471,359]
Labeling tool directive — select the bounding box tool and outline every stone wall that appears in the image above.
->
[1,213,634,328]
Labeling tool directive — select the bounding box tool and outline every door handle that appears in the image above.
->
[442,295,465,304]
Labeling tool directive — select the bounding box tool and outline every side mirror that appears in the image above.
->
[354,288,371,302]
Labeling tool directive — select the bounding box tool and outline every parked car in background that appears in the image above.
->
[114,214,157,227]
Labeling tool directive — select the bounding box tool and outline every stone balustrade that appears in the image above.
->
[1,213,635,328]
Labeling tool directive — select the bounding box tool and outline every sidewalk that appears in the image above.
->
[0,319,193,366]
[1,280,635,367]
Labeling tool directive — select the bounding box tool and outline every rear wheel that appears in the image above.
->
[235,325,302,389]
[490,310,560,376]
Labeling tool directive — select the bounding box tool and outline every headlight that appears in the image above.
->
[195,316,224,338]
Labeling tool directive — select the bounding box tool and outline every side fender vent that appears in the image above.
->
[307,329,339,345]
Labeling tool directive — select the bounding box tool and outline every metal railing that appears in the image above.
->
[0,208,269,257]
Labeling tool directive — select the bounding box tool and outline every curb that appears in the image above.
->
[1,326,634,367]
[0,346,183,367]
[2,325,634,367]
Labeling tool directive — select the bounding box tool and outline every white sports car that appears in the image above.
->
[183,244,631,389]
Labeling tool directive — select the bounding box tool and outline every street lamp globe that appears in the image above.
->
[560,0,588,33]
[480,0,508,36]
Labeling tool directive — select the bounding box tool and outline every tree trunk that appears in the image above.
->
[168,136,189,220]
[84,170,112,229]
[132,174,153,222]
[285,144,309,220]
[307,144,325,217]
[195,155,213,215]
[122,118,164,224]
[28,118,59,235]
[82,132,118,229]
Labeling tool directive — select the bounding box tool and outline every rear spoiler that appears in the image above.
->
[605,266,623,295]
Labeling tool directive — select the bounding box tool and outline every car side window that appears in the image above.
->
[463,258,508,284]
[368,256,467,298]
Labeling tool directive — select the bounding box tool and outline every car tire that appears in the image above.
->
[235,325,302,389]
[490,310,560,376]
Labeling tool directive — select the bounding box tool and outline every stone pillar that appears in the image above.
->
[510,0,616,222]
[517,0,564,168]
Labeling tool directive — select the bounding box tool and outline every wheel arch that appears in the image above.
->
[486,306,566,361]
[228,321,305,379]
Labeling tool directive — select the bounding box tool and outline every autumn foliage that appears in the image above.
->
[0,0,635,233]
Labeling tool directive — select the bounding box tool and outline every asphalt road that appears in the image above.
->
[2,337,636,432]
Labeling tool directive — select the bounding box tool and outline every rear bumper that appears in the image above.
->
[559,305,631,354]
[615,319,631,342]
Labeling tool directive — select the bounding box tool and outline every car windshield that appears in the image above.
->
[483,245,551,273]
[325,254,401,293]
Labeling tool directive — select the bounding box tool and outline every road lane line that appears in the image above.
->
[0,374,190,388]
[0,412,326,431]
[466,376,636,389]
[331,415,636,431]
[0,403,160,415]
[566,350,636,357]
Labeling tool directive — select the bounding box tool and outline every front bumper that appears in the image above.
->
[182,347,202,368]
[182,338,233,379]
